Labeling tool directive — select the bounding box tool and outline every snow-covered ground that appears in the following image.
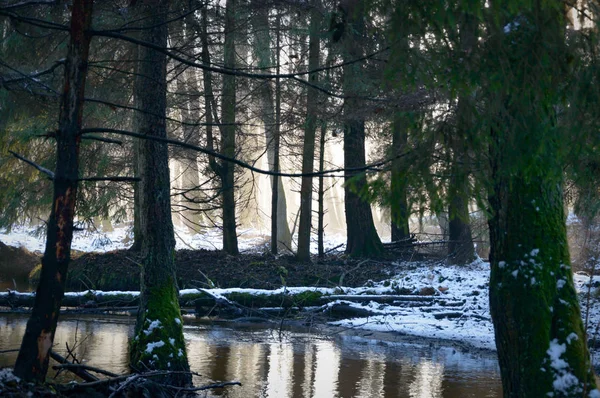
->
[2,224,600,366]
[0,223,347,254]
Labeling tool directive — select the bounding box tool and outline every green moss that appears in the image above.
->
[489,174,597,396]
[129,280,190,385]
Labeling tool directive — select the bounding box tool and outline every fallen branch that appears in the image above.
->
[168,380,242,393]
[53,363,119,378]
[49,350,98,382]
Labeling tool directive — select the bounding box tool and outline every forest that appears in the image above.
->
[0,0,599,397]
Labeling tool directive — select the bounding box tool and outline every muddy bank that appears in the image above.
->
[28,249,403,291]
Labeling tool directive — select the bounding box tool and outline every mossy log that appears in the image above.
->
[0,289,456,314]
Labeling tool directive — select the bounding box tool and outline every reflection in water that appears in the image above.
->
[266,343,293,397]
[356,353,386,398]
[0,315,502,397]
[313,341,340,397]
[409,361,444,398]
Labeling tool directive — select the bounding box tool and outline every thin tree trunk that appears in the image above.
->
[128,0,191,386]
[297,3,320,261]
[13,0,93,382]
[340,0,383,257]
[317,122,327,258]
[171,19,203,232]
[390,113,411,242]
[447,11,476,264]
[249,4,291,252]
[220,0,239,255]
[271,12,283,254]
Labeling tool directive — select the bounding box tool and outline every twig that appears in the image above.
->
[325,244,344,254]
[49,350,98,382]
[53,363,119,378]
[8,150,55,179]
[78,176,140,182]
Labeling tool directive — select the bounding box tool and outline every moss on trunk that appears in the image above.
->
[489,174,597,397]
[130,281,189,385]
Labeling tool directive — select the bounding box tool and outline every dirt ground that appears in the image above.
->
[32,248,416,292]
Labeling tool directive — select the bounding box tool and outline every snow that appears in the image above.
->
[0,368,20,384]
[145,340,165,354]
[5,224,600,389]
[143,319,161,336]
[0,223,347,254]
[547,339,568,370]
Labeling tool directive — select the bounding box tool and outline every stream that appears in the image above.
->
[0,314,502,397]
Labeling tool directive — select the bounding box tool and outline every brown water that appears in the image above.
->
[0,314,502,397]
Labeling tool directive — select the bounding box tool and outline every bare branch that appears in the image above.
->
[81,135,123,145]
[78,176,140,182]
[8,150,55,179]
[80,128,410,178]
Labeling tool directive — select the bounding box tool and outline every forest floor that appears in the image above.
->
[2,223,600,371]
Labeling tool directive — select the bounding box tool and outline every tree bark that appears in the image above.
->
[339,0,383,257]
[297,3,320,261]
[130,43,145,252]
[128,0,191,386]
[220,0,239,255]
[13,0,93,382]
[489,164,596,397]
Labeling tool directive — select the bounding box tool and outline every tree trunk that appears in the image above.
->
[390,113,411,242]
[173,19,203,232]
[249,5,292,252]
[340,0,383,257]
[128,0,191,386]
[297,3,320,261]
[487,4,596,396]
[317,122,327,258]
[13,0,93,382]
[130,43,145,252]
[447,11,476,265]
[489,166,596,397]
[220,0,239,255]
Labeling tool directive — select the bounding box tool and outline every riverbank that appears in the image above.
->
[3,257,600,367]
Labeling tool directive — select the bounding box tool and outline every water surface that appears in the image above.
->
[0,314,501,397]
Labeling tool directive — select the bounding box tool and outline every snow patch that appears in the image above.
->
[143,319,162,336]
[145,341,165,354]
[0,368,20,384]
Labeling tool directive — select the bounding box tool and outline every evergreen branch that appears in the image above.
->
[8,150,55,179]
[0,9,69,31]
[0,58,65,86]
[0,0,57,10]
[80,128,409,178]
